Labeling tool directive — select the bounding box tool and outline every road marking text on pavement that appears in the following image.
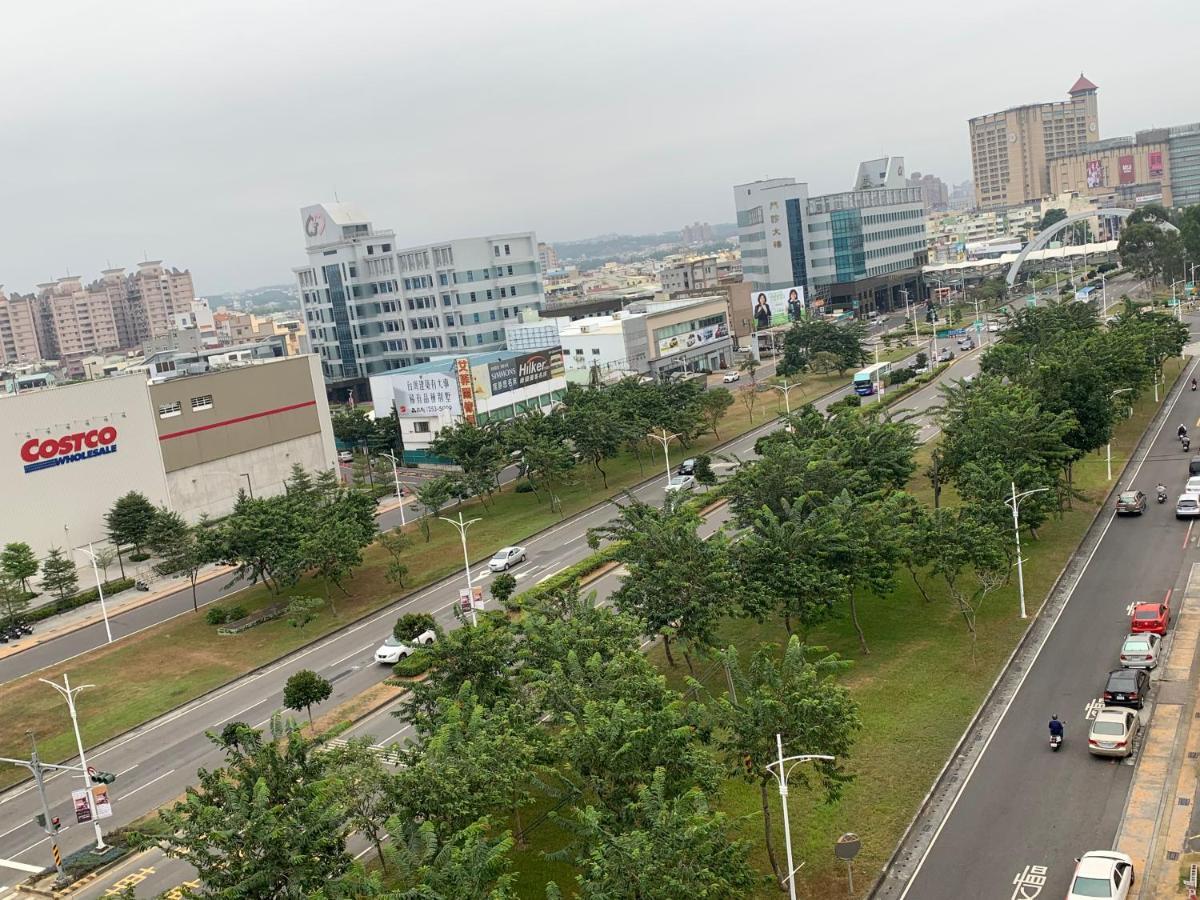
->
[103,866,156,895]
[1011,864,1049,899]
[1085,698,1106,719]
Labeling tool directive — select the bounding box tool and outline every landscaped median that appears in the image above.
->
[0,369,856,792]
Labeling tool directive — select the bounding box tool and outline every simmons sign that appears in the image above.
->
[20,426,118,474]
[487,349,564,395]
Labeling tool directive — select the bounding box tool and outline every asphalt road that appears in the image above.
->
[897,353,1200,898]
[0,344,973,897]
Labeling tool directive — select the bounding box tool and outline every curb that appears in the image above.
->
[869,357,1192,898]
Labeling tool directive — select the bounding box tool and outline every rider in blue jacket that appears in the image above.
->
[1049,715,1064,738]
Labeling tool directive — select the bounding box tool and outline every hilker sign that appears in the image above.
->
[20,426,118,474]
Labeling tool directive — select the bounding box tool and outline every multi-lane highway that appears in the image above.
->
[0,341,975,898]
[882,340,1200,898]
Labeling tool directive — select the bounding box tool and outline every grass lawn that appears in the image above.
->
[0,370,859,791]
[501,358,1183,897]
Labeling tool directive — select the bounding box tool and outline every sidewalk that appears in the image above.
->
[1117,561,1200,897]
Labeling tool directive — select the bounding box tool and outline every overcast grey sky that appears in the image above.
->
[2,0,1197,294]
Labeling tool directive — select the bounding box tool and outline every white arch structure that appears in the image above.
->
[1004,207,1166,288]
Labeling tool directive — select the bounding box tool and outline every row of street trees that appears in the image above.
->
[1115,203,1200,285]
[142,583,861,897]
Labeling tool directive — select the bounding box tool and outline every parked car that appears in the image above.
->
[1130,601,1170,635]
[677,458,697,476]
[957,337,975,350]
[987,321,1001,333]
[1190,456,1200,476]
[1102,667,1151,709]
[375,629,436,664]
[1115,490,1147,515]
[1087,706,1139,758]
[487,546,527,572]
[1185,475,1200,494]
[665,473,696,493]
[1066,851,1134,900]
[1119,632,1161,669]
[722,371,741,383]
[1176,492,1200,518]
[337,450,354,463]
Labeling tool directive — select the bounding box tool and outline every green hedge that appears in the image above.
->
[511,542,626,610]
[27,578,136,623]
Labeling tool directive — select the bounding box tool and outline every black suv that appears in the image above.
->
[677,458,697,476]
[1103,668,1150,709]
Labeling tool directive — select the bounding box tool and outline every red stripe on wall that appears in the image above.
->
[158,400,317,441]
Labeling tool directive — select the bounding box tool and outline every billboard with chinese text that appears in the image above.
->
[1118,155,1135,185]
[1149,151,1164,178]
[486,348,564,396]
[370,371,462,421]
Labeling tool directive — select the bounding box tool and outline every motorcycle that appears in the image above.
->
[1184,436,1192,452]
[1050,733,1063,751]
[1159,488,1169,504]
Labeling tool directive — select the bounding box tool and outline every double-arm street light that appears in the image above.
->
[439,511,481,626]
[1005,482,1049,619]
[1106,388,1133,481]
[74,543,113,644]
[380,451,407,526]
[768,378,806,418]
[646,428,680,488]
[39,674,107,851]
[764,734,835,900]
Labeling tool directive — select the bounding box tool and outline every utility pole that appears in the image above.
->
[0,734,68,884]
[40,674,106,850]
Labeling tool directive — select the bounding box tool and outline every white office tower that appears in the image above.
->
[294,203,544,393]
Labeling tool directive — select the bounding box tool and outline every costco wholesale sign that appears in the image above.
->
[20,427,118,474]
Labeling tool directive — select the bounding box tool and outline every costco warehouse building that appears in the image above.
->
[1,355,337,567]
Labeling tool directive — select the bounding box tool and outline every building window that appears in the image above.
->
[494,246,501,257]
[190,394,214,412]
[158,401,182,418]
[504,244,511,255]
[413,421,431,434]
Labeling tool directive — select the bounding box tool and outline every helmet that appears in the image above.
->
[1051,714,1059,721]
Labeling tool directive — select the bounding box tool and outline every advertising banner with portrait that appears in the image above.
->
[750,286,806,330]
[1086,159,1104,188]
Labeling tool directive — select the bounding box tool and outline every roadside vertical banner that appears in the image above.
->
[458,586,483,612]
[72,789,93,824]
[91,785,113,819]
[454,358,477,425]
[1118,155,1135,185]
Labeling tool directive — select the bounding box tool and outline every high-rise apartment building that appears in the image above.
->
[907,172,950,210]
[538,242,559,272]
[34,277,121,360]
[124,261,196,344]
[734,157,926,314]
[0,291,42,365]
[969,75,1101,210]
[294,203,545,398]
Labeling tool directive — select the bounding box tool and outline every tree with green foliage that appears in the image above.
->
[489,571,517,608]
[0,574,31,626]
[300,487,377,609]
[589,493,735,672]
[283,669,333,724]
[693,453,717,486]
[549,770,755,900]
[1,542,38,596]
[104,490,157,563]
[521,436,574,512]
[285,595,325,631]
[561,386,626,489]
[430,420,506,500]
[147,509,216,612]
[375,526,411,588]
[1118,220,1186,283]
[1037,207,1068,232]
[415,475,457,541]
[708,636,860,889]
[330,404,374,448]
[146,724,353,896]
[780,319,867,375]
[393,611,438,642]
[695,388,734,439]
[383,818,516,900]
[39,547,79,604]
[738,356,760,386]
[1179,204,1200,264]
[323,738,401,870]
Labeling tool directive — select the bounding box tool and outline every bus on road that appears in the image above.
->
[853,362,891,396]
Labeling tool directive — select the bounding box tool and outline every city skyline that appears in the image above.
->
[2,0,1198,294]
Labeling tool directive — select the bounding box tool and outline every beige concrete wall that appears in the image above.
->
[1049,142,1172,206]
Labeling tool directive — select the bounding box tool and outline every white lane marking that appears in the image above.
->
[325,643,376,670]
[376,725,411,746]
[0,860,41,875]
[897,355,1199,897]
[121,768,176,799]
[12,836,47,859]
[216,699,270,726]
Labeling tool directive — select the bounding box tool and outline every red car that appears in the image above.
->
[1130,602,1170,635]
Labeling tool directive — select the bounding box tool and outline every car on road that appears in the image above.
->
[1119,632,1161,669]
[337,450,354,463]
[987,321,1001,333]
[1066,850,1134,899]
[677,458,697,476]
[487,546,527,572]
[936,348,954,363]
[1186,475,1200,494]
[1087,706,1139,758]
[1115,490,1147,515]
[957,337,974,350]
[1102,667,1151,709]
[665,473,696,493]
[1130,601,1170,635]
[1176,492,1200,519]
[721,371,740,383]
[1190,456,1200,477]
[374,629,436,664]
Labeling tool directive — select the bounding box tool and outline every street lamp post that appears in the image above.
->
[39,674,106,851]
[1099,272,1108,320]
[1172,279,1185,322]
[439,512,481,626]
[1005,482,1049,619]
[769,379,805,418]
[646,428,680,489]
[1106,388,1133,481]
[765,734,835,900]
[380,451,406,526]
[1,734,69,884]
[74,543,113,644]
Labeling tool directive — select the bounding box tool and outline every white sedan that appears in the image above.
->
[1186,475,1200,494]
[665,473,695,493]
[1119,632,1161,669]
[1066,851,1134,899]
[722,371,741,383]
[374,629,436,664]
[488,546,527,572]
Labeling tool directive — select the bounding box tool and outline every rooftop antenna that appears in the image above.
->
[334,188,340,202]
